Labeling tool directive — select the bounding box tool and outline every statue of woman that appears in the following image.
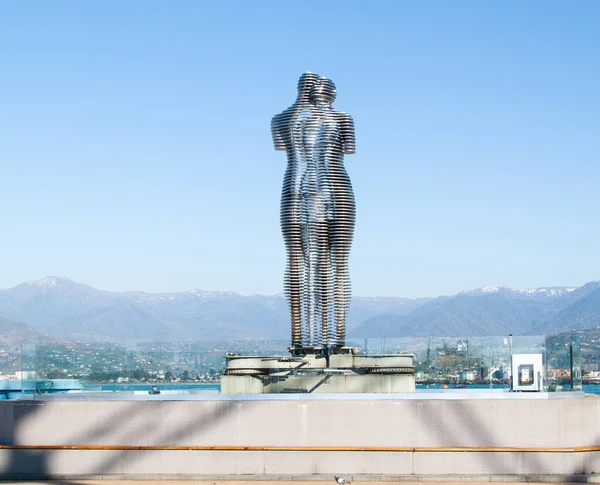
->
[304,77,356,348]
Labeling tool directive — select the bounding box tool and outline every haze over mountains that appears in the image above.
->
[1,277,600,343]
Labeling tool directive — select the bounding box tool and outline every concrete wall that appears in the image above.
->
[221,373,416,393]
[1,395,599,479]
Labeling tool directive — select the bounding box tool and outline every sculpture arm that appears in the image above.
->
[340,113,356,155]
[271,115,286,151]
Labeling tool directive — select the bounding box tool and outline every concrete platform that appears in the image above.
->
[222,353,415,393]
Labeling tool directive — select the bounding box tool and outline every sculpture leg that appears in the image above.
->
[301,220,331,349]
[282,194,303,349]
[301,221,316,346]
[315,221,333,347]
[330,209,355,348]
[285,224,303,348]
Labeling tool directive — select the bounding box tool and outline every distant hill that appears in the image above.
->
[351,283,600,338]
[2,277,600,342]
[546,326,600,372]
[0,316,51,346]
[540,285,600,334]
[0,277,429,342]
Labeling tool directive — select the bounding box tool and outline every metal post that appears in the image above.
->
[509,334,513,390]
[569,344,574,391]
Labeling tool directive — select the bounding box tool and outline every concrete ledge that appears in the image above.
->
[1,396,599,479]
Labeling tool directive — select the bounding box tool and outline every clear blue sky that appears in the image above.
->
[1,2,599,297]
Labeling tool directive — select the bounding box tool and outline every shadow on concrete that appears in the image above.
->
[0,401,74,481]
[2,391,599,479]
[0,397,241,478]
[87,399,240,475]
[417,396,598,481]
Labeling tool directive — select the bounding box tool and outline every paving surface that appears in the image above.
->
[0,481,592,485]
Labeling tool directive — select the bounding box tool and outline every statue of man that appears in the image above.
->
[272,73,356,351]
[271,72,320,349]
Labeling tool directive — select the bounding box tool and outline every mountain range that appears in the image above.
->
[351,283,600,337]
[1,277,600,342]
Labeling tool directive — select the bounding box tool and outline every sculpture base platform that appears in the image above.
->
[221,352,415,394]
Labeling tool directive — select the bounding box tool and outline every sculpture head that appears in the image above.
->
[310,77,337,106]
[297,72,320,102]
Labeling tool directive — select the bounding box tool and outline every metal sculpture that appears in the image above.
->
[271,73,356,352]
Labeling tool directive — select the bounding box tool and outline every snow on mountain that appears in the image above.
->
[25,276,68,288]
[461,285,577,298]
[5,277,582,301]
[126,289,241,303]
